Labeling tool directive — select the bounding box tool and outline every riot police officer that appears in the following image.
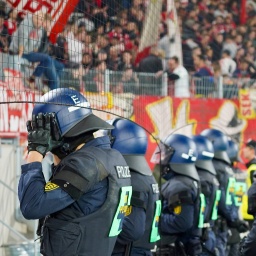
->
[18,88,132,256]
[241,139,256,226]
[108,118,161,256]
[200,129,247,256]
[192,135,220,256]
[154,134,202,256]
[239,173,256,256]
[226,139,247,256]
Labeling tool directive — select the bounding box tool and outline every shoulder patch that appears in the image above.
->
[45,182,59,191]
[174,205,182,215]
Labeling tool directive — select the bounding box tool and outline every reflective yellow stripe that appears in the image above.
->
[241,165,256,220]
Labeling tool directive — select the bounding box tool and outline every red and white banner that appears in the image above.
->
[0,69,40,138]
[7,0,79,43]
[135,0,162,65]
[2,88,256,171]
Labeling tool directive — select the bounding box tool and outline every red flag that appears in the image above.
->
[240,0,247,25]
[7,0,79,43]
[135,0,162,65]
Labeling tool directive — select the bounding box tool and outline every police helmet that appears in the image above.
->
[192,135,216,175]
[161,134,199,181]
[32,88,113,138]
[108,118,152,175]
[227,139,242,163]
[200,129,231,164]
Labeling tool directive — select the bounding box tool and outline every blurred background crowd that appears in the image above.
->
[0,0,255,95]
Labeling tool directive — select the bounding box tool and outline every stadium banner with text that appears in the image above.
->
[239,89,256,119]
[0,91,254,169]
[7,0,79,42]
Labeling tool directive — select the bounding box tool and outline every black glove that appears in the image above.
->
[236,220,249,233]
[27,113,62,157]
[227,219,249,233]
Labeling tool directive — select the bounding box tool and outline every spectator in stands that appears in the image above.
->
[214,3,229,18]
[39,14,65,87]
[0,10,8,53]
[234,47,245,67]
[204,46,214,73]
[107,45,121,71]
[193,54,214,96]
[247,30,256,47]
[193,54,213,77]
[4,8,17,45]
[246,1,256,21]
[117,50,133,71]
[234,59,253,78]
[91,5,108,31]
[53,32,69,64]
[210,33,224,62]
[137,47,163,95]
[219,49,237,77]
[93,60,106,92]
[108,22,124,43]
[137,47,163,74]
[66,27,86,68]
[113,66,139,94]
[167,56,190,98]
[9,11,61,90]
[82,53,93,72]
[97,35,110,56]
[157,22,171,61]
[222,36,237,59]
[77,13,95,32]
[97,49,108,63]
[234,33,243,50]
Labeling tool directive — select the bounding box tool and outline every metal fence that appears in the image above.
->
[0,52,256,99]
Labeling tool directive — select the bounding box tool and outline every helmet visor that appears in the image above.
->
[150,141,175,165]
[64,113,114,137]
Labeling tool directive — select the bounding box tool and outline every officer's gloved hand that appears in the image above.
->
[27,113,60,157]
[227,219,249,233]
[49,113,63,150]
[236,220,249,233]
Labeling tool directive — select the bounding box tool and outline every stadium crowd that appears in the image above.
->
[0,0,255,95]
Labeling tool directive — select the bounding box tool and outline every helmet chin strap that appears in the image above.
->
[51,133,94,160]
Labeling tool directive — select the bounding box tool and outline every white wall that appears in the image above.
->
[0,142,27,247]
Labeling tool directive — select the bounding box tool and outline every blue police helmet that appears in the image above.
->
[192,135,216,175]
[227,139,242,163]
[200,129,231,164]
[162,134,199,181]
[108,118,152,175]
[32,88,113,138]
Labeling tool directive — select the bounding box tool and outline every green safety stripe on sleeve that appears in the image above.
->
[109,186,132,237]
[226,177,236,205]
[150,200,162,242]
[198,193,206,228]
[211,190,221,220]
